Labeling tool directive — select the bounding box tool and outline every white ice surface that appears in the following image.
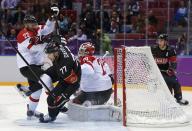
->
[0,86,192,131]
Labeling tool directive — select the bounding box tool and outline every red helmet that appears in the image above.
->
[78,42,95,57]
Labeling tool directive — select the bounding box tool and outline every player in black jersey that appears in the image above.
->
[151,34,188,105]
[39,35,81,123]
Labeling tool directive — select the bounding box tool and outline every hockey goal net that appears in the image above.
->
[113,46,189,127]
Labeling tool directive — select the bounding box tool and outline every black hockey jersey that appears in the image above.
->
[151,45,177,71]
[53,45,81,84]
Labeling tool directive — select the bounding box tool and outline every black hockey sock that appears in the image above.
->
[48,107,59,118]
[174,93,182,101]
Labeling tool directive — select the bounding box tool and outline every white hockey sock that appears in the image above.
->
[28,89,42,111]
[40,74,54,91]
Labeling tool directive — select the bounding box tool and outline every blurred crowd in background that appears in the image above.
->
[0,0,190,55]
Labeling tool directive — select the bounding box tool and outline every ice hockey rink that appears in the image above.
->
[0,86,191,131]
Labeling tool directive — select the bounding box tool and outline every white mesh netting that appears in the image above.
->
[115,46,189,127]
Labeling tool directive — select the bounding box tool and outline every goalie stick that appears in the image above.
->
[103,51,110,58]
[0,27,55,99]
[176,72,192,76]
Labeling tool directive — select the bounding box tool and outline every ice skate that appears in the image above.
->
[39,115,56,123]
[15,84,32,98]
[27,110,44,120]
[177,99,189,105]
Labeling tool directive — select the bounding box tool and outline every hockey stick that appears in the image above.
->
[161,70,192,76]
[103,51,110,58]
[0,29,55,99]
[176,72,192,76]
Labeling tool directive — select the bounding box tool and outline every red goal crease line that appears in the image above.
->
[0,82,192,91]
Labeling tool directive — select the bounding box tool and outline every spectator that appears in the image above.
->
[0,31,4,55]
[126,10,132,25]
[133,14,145,33]
[0,21,8,35]
[110,5,123,31]
[1,0,20,9]
[7,28,17,40]
[80,3,96,40]
[147,24,158,38]
[25,6,34,15]
[0,31,6,40]
[174,1,188,27]
[111,11,120,25]
[148,10,158,26]
[13,21,23,33]
[58,0,72,9]
[12,6,25,24]
[127,0,140,16]
[67,22,77,39]
[109,19,119,34]
[68,28,87,42]
[147,10,158,38]
[1,9,14,24]
[96,11,110,33]
[36,8,48,24]
[58,13,70,36]
[176,33,187,55]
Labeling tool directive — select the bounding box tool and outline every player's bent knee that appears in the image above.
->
[40,74,53,91]
[47,95,55,106]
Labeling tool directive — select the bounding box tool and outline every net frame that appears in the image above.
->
[113,46,189,127]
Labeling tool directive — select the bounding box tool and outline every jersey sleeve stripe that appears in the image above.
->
[84,61,94,69]
[27,43,34,49]
[168,56,176,62]
[29,96,39,102]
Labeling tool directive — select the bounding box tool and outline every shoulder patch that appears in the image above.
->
[17,28,36,44]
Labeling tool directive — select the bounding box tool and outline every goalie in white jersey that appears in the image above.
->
[68,42,121,121]
[73,42,113,105]
[15,6,59,119]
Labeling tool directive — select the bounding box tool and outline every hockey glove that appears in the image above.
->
[30,35,52,45]
[50,5,59,18]
[29,36,42,45]
[109,74,114,84]
[166,68,176,76]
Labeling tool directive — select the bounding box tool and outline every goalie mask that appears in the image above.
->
[78,42,95,57]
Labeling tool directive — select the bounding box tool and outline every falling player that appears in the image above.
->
[38,35,81,123]
[151,34,189,105]
[16,6,59,119]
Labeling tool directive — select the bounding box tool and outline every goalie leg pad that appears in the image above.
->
[67,101,122,121]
